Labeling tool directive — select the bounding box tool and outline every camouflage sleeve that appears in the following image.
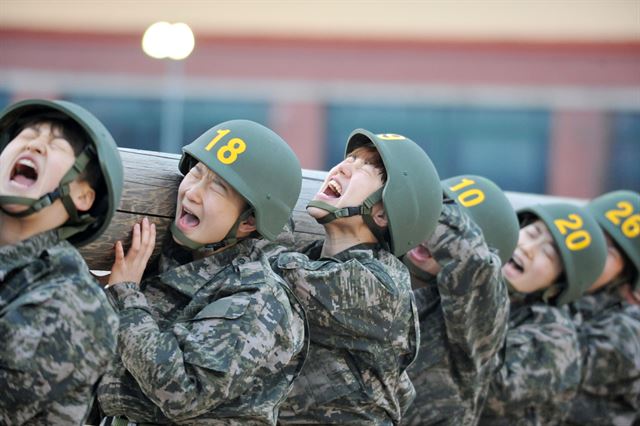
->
[106,280,295,422]
[0,278,116,425]
[428,203,509,379]
[578,303,640,407]
[486,305,582,411]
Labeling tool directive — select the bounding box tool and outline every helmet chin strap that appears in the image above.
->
[170,208,254,251]
[0,146,97,241]
[306,186,389,249]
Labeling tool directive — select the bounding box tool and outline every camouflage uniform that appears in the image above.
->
[479,296,582,426]
[0,230,118,425]
[564,290,640,426]
[276,241,420,425]
[403,203,509,426]
[97,236,307,425]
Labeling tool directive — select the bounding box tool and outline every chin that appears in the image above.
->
[0,203,30,214]
[307,205,329,220]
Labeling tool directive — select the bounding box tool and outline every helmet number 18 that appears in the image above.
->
[205,129,247,165]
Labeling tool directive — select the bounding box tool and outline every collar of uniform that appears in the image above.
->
[0,230,59,279]
[572,289,622,320]
[149,238,256,298]
[307,241,382,262]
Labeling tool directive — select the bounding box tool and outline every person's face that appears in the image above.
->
[588,232,625,293]
[502,220,564,293]
[174,162,247,245]
[405,242,441,276]
[308,147,385,220]
[0,122,78,214]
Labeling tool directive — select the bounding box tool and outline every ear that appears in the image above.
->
[69,180,96,212]
[237,214,257,235]
[372,203,388,228]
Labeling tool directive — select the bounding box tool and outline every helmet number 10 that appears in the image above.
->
[205,129,247,165]
[448,177,486,208]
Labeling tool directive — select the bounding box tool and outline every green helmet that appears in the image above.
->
[585,190,640,291]
[442,175,519,265]
[175,119,302,247]
[0,99,123,247]
[308,129,442,257]
[517,203,607,306]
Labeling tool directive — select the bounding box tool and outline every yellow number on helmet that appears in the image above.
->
[554,213,591,251]
[217,138,247,165]
[377,133,406,140]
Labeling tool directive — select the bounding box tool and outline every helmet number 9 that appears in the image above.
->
[554,213,591,251]
[605,201,640,238]
[448,177,485,208]
[377,133,406,140]
[204,128,247,165]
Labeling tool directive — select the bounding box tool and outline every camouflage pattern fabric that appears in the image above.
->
[97,236,307,425]
[403,203,509,426]
[564,290,640,426]
[479,300,582,426]
[0,230,118,425]
[275,241,419,425]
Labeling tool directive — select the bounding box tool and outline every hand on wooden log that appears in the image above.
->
[107,217,156,287]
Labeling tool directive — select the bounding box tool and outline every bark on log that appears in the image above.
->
[80,148,584,271]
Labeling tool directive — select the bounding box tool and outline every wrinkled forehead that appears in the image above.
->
[348,144,385,172]
[520,219,554,241]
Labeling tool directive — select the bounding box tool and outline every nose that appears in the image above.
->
[519,233,543,260]
[336,159,354,177]
[184,181,204,204]
[26,135,46,154]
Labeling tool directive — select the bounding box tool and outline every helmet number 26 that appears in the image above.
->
[205,129,247,165]
[605,201,640,238]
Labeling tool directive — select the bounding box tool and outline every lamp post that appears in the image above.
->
[142,22,195,153]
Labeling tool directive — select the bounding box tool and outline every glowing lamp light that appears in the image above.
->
[142,22,195,60]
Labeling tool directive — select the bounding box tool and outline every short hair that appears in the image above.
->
[349,144,387,184]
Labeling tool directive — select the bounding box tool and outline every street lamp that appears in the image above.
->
[142,22,195,152]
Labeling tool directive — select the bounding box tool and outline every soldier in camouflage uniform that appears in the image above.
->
[96,120,307,425]
[480,203,607,425]
[276,129,442,425]
[564,190,640,426]
[402,175,519,426]
[0,99,123,424]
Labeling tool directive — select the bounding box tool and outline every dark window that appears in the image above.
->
[609,112,640,191]
[326,104,550,193]
[64,95,163,151]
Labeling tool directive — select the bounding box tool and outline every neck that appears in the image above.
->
[192,240,239,260]
[320,218,378,257]
[0,203,68,247]
[0,213,28,246]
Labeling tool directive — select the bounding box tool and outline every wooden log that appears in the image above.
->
[80,148,585,271]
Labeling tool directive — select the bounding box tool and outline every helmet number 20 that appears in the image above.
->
[205,129,247,165]
[553,213,591,251]
[605,201,640,238]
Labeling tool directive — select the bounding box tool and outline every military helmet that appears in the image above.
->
[585,190,640,290]
[442,175,519,265]
[345,129,442,257]
[0,99,123,247]
[178,119,302,241]
[517,203,607,306]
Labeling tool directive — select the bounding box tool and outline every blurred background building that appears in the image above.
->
[1,0,638,197]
